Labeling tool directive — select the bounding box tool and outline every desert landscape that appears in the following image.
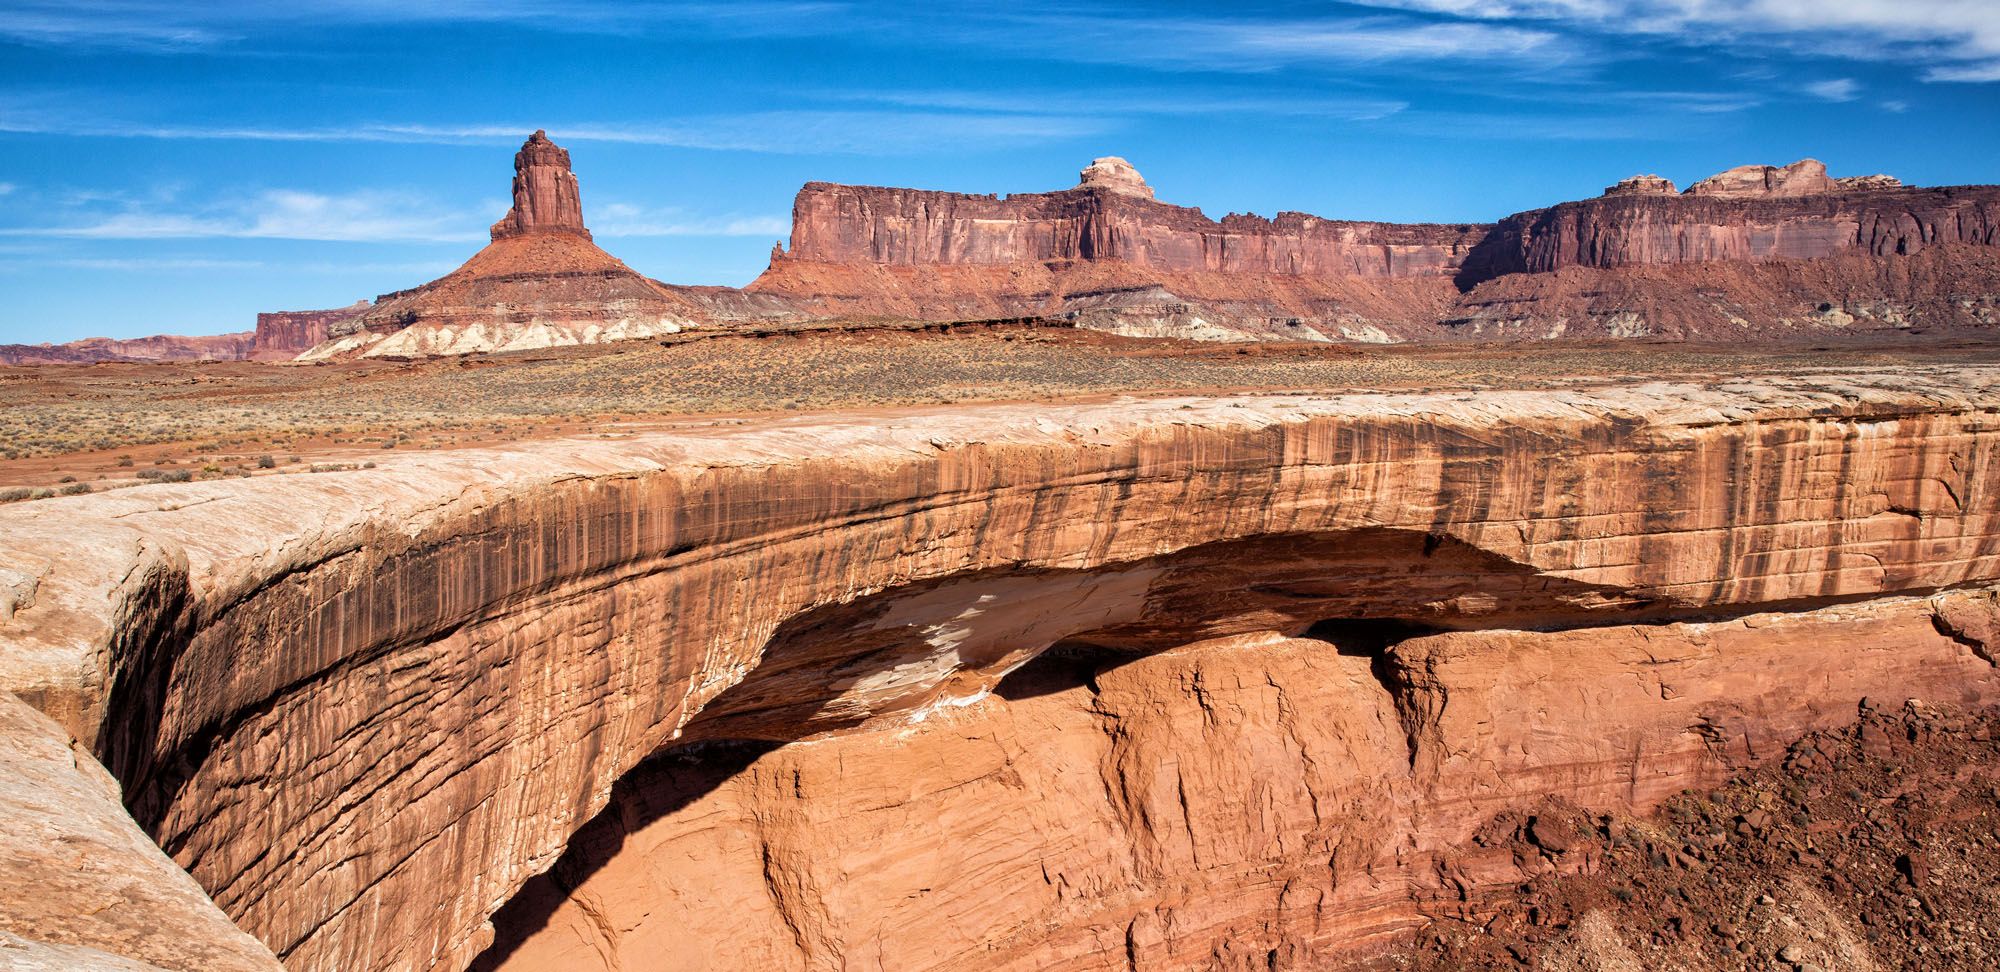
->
[5,5,2000,972]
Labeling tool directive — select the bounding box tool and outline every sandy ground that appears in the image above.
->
[3,324,1997,495]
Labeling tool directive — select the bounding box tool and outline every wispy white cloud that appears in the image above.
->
[593,203,787,238]
[0,182,16,195]
[0,188,492,242]
[0,110,1109,155]
[1804,78,1860,101]
[828,89,1410,122]
[0,255,458,274]
[1350,0,2000,84]
[0,1,846,50]
[942,10,1575,72]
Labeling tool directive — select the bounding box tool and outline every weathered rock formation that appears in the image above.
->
[0,303,369,367]
[1602,173,1677,196]
[1077,155,1155,198]
[4,367,2000,971]
[1684,158,1838,197]
[477,594,1999,972]
[18,151,1999,362]
[299,132,707,359]
[749,158,1486,342]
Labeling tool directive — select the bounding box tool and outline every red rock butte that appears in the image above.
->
[299,131,711,358]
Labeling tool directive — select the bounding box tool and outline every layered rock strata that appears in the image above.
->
[3,367,2000,970]
[250,302,370,360]
[749,157,2000,341]
[477,593,2000,972]
[488,130,589,242]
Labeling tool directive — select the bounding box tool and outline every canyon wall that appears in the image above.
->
[781,181,1484,277]
[4,368,2000,971]
[1462,183,2000,279]
[477,593,2000,972]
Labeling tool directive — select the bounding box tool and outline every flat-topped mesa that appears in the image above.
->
[1076,156,1155,198]
[489,130,590,241]
[1461,159,2000,281]
[767,156,1486,277]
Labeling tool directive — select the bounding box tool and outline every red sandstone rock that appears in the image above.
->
[250,301,370,360]
[476,593,2000,972]
[1838,173,1904,191]
[5,370,2000,971]
[304,133,705,358]
[750,157,2000,342]
[1460,183,2000,278]
[488,130,590,241]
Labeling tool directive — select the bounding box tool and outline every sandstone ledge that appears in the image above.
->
[3,367,2000,969]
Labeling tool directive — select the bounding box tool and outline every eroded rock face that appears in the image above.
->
[1461,184,2000,279]
[0,332,257,366]
[0,692,282,972]
[250,301,370,360]
[4,368,2000,971]
[1684,159,1837,197]
[474,592,2000,972]
[751,157,2000,342]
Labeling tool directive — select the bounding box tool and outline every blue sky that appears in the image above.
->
[1,1,1996,344]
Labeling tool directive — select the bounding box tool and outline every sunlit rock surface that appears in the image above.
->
[3,367,2000,970]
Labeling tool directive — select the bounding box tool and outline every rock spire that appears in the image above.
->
[490,130,591,241]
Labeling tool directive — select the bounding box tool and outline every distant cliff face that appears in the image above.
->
[250,302,371,359]
[750,156,2000,342]
[781,170,1485,279]
[1462,182,2000,280]
[0,331,257,366]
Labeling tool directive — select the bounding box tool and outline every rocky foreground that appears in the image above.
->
[2,366,1999,970]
